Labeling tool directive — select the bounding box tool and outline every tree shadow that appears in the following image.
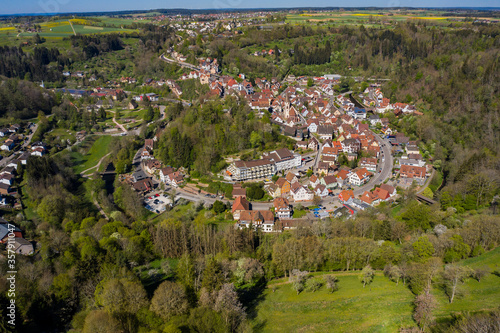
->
[238,278,268,323]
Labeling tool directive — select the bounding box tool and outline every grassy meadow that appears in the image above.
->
[252,273,415,332]
[252,247,500,332]
[69,135,114,174]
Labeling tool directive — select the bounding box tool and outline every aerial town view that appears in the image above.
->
[0,1,498,332]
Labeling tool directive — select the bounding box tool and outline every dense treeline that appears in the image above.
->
[24,156,95,226]
[9,163,500,333]
[293,40,332,65]
[139,23,176,52]
[0,77,56,118]
[70,34,124,59]
[156,97,290,174]
[0,46,63,81]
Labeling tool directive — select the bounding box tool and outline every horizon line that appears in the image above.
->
[1,6,499,17]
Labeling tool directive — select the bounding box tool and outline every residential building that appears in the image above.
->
[226,159,276,181]
[317,162,329,176]
[273,197,292,219]
[400,165,426,180]
[336,169,351,187]
[338,189,354,202]
[232,187,247,198]
[232,196,250,220]
[320,175,338,189]
[166,171,185,187]
[290,182,314,202]
[237,210,275,232]
[309,175,319,188]
[132,179,154,193]
[380,184,396,197]
[342,138,361,153]
[349,168,373,186]
[159,167,175,183]
[0,222,22,243]
[359,157,378,171]
[317,125,334,140]
[265,183,281,198]
[315,184,329,197]
[14,238,34,255]
[262,148,301,173]
[285,171,299,184]
[308,137,319,151]
[275,178,291,195]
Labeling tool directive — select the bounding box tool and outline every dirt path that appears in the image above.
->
[93,194,109,221]
[68,20,76,36]
[417,168,436,194]
[81,152,112,177]
[113,116,127,133]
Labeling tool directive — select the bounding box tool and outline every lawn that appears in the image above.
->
[70,135,113,174]
[293,209,307,218]
[44,128,76,145]
[251,247,500,332]
[251,273,415,332]
[432,247,500,324]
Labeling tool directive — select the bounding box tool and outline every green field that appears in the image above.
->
[432,247,500,323]
[252,273,415,332]
[70,135,113,174]
[285,11,456,25]
[253,247,500,332]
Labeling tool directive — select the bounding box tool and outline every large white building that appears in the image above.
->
[226,159,277,181]
[262,148,301,173]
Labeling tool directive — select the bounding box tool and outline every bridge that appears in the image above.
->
[416,194,437,205]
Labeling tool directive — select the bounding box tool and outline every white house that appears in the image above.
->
[290,183,314,202]
[315,184,329,197]
[348,168,372,186]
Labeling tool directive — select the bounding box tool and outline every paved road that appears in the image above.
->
[162,98,191,107]
[353,133,393,196]
[159,54,200,71]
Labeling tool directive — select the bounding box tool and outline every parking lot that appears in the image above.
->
[144,189,175,214]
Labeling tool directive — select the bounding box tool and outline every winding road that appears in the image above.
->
[353,133,393,196]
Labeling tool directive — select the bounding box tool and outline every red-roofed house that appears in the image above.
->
[349,168,373,186]
[232,196,250,219]
[338,189,354,202]
[400,165,426,180]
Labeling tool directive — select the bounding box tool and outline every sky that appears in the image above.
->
[1,0,498,15]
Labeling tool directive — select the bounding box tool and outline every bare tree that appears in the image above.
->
[324,275,339,293]
[472,266,490,282]
[214,283,246,332]
[442,265,472,303]
[83,310,120,333]
[289,269,309,295]
[391,221,408,244]
[413,292,436,331]
[426,257,443,290]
